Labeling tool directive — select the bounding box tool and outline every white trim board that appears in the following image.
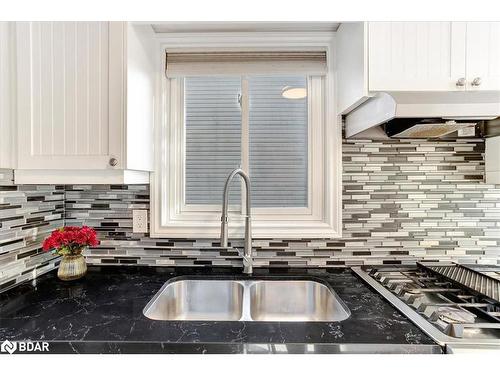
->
[14,169,150,185]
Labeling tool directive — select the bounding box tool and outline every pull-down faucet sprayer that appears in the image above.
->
[220,168,253,274]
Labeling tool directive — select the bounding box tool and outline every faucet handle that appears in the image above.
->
[220,216,229,247]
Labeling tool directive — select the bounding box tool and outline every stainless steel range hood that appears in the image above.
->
[345,91,500,139]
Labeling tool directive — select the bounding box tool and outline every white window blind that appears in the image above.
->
[184,75,308,209]
[166,51,327,77]
[249,76,308,207]
[184,76,241,205]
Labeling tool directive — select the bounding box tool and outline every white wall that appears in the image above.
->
[126,23,156,171]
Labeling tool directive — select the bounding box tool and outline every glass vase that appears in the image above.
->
[57,254,87,281]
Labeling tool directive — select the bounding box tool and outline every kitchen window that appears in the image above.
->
[151,45,341,238]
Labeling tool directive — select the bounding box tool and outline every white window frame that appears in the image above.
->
[150,32,341,239]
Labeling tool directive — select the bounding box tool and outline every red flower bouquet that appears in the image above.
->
[43,226,99,256]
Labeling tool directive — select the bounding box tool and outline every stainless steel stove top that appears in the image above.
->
[353,264,500,350]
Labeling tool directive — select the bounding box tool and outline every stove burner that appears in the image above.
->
[401,284,424,295]
[437,307,476,324]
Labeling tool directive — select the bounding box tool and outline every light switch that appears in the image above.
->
[132,210,148,233]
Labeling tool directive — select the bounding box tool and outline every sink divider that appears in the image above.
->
[238,280,256,321]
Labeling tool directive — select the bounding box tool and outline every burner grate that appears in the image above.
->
[363,265,500,342]
[418,263,500,304]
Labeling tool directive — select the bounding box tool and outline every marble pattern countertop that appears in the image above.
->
[0,266,442,354]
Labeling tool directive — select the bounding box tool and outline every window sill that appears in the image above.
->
[150,219,341,239]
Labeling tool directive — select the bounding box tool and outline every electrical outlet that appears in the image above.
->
[133,210,148,233]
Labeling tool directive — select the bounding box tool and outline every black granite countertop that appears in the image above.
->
[0,266,442,354]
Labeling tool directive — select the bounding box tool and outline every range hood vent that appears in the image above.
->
[345,92,500,139]
[385,119,477,138]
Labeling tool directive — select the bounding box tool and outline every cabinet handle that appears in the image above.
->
[471,77,482,87]
[456,78,466,87]
[109,158,118,167]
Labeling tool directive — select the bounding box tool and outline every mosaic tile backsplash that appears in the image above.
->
[66,139,500,268]
[2,139,500,292]
[0,169,63,292]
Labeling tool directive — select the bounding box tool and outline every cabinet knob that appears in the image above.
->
[456,77,466,87]
[471,77,482,86]
[109,158,118,167]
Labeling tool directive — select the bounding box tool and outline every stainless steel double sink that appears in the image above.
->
[143,277,351,322]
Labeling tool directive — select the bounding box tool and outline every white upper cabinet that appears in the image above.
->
[16,22,123,170]
[466,22,500,91]
[368,22,467,92]
[368,22,500,92]
[337,21,500,114]
[14,22,155,183]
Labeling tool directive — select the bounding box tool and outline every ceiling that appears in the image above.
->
[150,22,341,34]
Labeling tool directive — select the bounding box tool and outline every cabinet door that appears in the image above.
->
[0,22,14,169]
[16,22,124,170]
[368,22,466,91]
[466,22,500,91]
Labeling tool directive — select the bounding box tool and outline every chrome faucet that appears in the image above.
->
[220,168,253,274]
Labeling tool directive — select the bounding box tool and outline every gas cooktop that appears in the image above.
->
[353,263,500,351]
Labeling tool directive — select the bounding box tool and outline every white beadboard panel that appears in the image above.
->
[76,22,90,155]
[0,22,14,169]
[52,22,65,155]
[466,22,500,91]
[368,22,466,91]
[16,22,122,170]
[89,22,108,156]
[184,76,242,205]
[63,22,77,155]
[40,22,54,156]
[248,75,308,207]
